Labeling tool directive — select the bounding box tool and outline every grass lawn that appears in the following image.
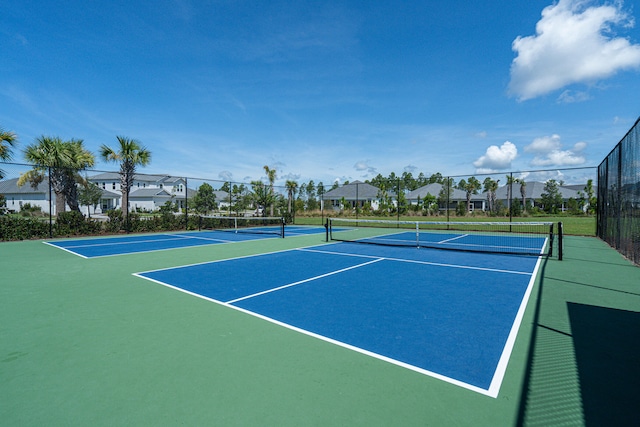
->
[293,214,596,236]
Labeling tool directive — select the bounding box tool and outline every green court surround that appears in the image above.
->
[1,233,638,426]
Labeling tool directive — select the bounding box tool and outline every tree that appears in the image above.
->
[437,177,454,212]
[0,127,18,179]
[460,177,481,213]
[250,180,274,216]
[78,176,103,218]
[483,177,499,214]
[231,183,249,216]
[306,180,317,210]
[429,172,443,184]
[505,174,517,211]
[285,180,298,215]
[100,136,151,218]
[263,165,276,216]
[317,182,325,211]
[518,179,527,213]
[584,179,596,214]
[192,182,217,214]
[20,136,95,214]
[541,179,563,214]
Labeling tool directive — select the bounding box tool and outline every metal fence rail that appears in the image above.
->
[597,117,640,266]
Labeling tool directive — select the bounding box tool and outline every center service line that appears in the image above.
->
[225,258,384,304]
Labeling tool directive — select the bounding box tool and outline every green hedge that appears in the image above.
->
[0,209,199,241]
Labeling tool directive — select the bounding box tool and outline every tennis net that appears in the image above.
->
[326,218,560,257]
[199,216,285,238]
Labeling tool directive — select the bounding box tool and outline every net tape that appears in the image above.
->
[326,218,556,256]
[199,215,285,238]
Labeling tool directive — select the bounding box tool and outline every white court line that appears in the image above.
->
[43,241,89,259]
[296,247,533,276]
[438,234,468,243]
[486,255,543,397]
[225,258,383,304]
[54,234,195,249]
[131,248,514,398]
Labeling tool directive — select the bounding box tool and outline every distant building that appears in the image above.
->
[406,183,484,211]
[322,181,393,211]
[494,181,583,212]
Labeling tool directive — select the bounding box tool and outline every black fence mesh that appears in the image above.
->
[597,117,640,265]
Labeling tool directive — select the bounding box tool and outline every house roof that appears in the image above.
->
[493,181,581,200]
[89,172,185,184]
[322,181,387,199]
[99,188,120,198]
[0,177,48,194]
[405,183,470,201]
[129,188,172,198]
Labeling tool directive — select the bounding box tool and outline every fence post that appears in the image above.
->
[48,166,53,238]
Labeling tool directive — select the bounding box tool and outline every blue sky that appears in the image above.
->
[2,0,639,187]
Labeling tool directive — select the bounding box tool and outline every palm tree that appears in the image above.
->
[100,136,151,216]
[506,174,516,212]
[0,127,18,179]
[483,177,499,214]
[285,180,298,215]
[263,165,276,216]
[20,136,95,213]
[460,177,481,213]
[518,179,527,212]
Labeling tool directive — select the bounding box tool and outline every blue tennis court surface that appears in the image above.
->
[135,242,543,397]
[44,225,327,258]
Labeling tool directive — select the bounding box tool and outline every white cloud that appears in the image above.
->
[509,0,640,101]
[526,134,587,166]
[354,160,377,176]
[473,141,518,172]
[403,164,418,173]
[218,170,233,181]
[557,89,591,103]
[525,134,562,153]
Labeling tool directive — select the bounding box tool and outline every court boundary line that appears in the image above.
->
[42,232,275,259]
[487,255,543,396]
[43,241,90,259]
[133,242,544,397]
[133,265,495,397]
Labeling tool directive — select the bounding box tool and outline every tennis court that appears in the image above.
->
[135,240,543,397]
[44,223,327,258]
[3,222,640,426]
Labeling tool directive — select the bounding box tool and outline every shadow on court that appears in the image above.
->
[516,236,640,426]
[568,303,640,426]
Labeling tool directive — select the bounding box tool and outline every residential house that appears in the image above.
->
[0,177,51,214]
[322,181,392,211]
[494,181,582,212]
[88,173,189,213]
[406,183,484,211]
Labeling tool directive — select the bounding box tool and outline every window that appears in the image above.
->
[112,182,116,190]
[102,182,106,189]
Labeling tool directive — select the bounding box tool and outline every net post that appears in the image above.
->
[198,215,202,231]
[558,221,563,261]
[281,216,285,238]
[325,218,329,242]
[415,221,419,247]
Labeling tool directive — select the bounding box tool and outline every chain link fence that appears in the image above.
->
[1,159,597,241]
[597,117,640,266]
